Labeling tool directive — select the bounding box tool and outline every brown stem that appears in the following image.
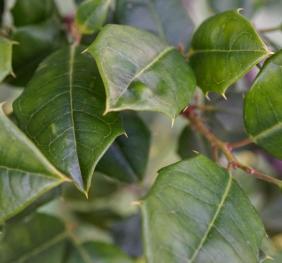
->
[228,138,252,149]
[182,107,282,188]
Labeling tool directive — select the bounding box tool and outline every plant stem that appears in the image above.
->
[259,24,282,33]
[228,138,252,149]
[182,107,282,188]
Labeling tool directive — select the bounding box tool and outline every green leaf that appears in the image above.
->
[10,17,66,86]
[0,37,14,83]
[97,112,151,182]
[244,50,282,159]
[11,0,56,26]
[190,10,270,94]
[75,0,112,35]
[0,213,67,263]
[87,24,196,120]
[0,104,66,224]
[115,0,194,47]
[142,155,265,262]
[67,242,134,263]
[13,46,123,193]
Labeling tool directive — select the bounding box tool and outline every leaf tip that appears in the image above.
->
[221,93,228,100]
[205,92,211,101]
[237,8,244,15]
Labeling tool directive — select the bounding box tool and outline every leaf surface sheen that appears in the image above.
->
[190,10,270,94]
[0,37,13,83]
[244,50,282,159]
[142,155,265,263]
[13,46,123,193]
[87,24,196,120]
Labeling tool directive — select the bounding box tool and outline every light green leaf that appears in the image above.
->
[11,0,56,26]
[13,46,124,193]
[0,37,14,83]
[75,0,112,35]
[142,155,265,263]
[97,112,151,182]
[87,24,196,120]
[115,0,194,47]
[190,10,270,94]
[0,105,66,224]
[244,50,282,159]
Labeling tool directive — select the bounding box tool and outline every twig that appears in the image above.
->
[182,106,282,188]
[259,24,282,33]
[227,138,252,149]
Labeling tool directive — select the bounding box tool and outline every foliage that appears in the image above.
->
[1,0,282,262]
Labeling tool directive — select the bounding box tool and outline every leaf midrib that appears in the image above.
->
[252,121,282,142]
[191,49,268,54]
[188,173,233,262]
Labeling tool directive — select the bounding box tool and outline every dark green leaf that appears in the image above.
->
[10,17,66,86]
[115,0,194,47]
[13,46,124,193]
[244,50,282,159]
[142,155,265,262]
[98,112,151,182]
[75,0,112,35]
[11,0,56,26]
[87,24,196,119]
[0,104,66,224]
[0,37,14,83]
[190,10,270,94]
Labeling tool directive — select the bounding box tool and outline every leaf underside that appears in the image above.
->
[244,50,282,159]
[142,155,265,263]
[190,10,270,94]
[13,46,123,193]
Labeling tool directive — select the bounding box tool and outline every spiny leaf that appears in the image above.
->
[97,112,151,183]
[13,46,124,193]
[244,50,282,160]
[0,104,66,224]
[115,0,194,47]
[75,0,112,35]
[190,10,270,95]
[142,155,265,263]
[0,37,14,83]
[87,24,196,120]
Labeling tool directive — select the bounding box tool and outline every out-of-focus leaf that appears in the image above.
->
[177,125,211,159]
[10,17,66,86]
[142,155,265,262]
[11,0,56,26]
[98,112,151,183]
[87,24,196,120]
[244,50,282,160]
[13,46,123,193]
[75,0,112,35]
[0,37,13,83]
[115,0,194,47]
[0,104,67,224]
[0,213,67,262]
[190,10,270,94]
[0,0,4,25]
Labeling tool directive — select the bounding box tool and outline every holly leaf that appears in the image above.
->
[75,0,112,35]
[13,46,124,193]
[190,10,270,94]
[0,105,66,224]
[0,37,14,83]
[87,24,196,120]
[244,50,282,159]
[11,0,57,26]
[97,112,151,182]
[142,155,265,262]
[115,0,194,47]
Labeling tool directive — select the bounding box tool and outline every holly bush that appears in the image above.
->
[1,0,282,262]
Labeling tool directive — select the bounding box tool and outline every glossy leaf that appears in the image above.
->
[0,213,67,263]
[11,0,56,26]
[190,10,270,94]
[13,46,124,193]
[97,112,151,182]
[142,155,265,262]
[87,24,196,119]
[75,0,112,35]
[0,104,66,224]
[10,17,66,86]
[244,51,282,159]
[115,0,194,47]
[0,37,14,83]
